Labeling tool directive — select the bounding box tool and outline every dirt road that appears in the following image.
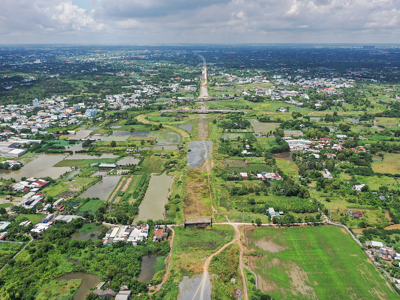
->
[191,224,248,300]
[136,114,190,138]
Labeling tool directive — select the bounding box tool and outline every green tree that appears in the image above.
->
[255,218,262,226]
[110,141,116,147]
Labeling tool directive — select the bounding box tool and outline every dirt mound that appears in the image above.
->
[254,239,287,253]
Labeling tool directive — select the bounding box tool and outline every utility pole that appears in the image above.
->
[243,211,244,222]
[330,210,332,222]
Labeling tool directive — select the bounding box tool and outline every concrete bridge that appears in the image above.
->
[184,218,212,228]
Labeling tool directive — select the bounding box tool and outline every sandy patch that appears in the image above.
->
[288,264,317,299]
[254,239,287,253]
[340,227,349,235]
[121,176,133,192]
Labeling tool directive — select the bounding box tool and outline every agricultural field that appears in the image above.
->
[276,159,298,176]
[78,199,104,214]
[249,119,280,133]
[54,158,117,167]
[372,153,400,174]
[245,226,395,300]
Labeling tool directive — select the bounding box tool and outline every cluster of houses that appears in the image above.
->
[31,213,81,233]
[12,177,50,192]
[234,171,282,181]
[366,241,400,262]
[103,224,168,246]
[92,283,132,300]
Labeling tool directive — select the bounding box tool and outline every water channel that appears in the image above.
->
[57,272,100,300]
[135,172,172,221]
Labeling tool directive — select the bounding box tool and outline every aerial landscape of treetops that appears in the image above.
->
[2,44,400,300]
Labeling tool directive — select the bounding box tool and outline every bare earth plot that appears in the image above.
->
[245,226,395,300]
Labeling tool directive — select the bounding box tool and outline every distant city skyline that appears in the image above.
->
[1,0,400,44]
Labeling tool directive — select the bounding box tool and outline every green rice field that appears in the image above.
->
[246,226,395,300]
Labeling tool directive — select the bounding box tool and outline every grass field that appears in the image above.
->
[0,203,12,208]
[140,156,165,174]
[78,199,104,213]
[356,175,399,190]
[172,225,235,275]
[246,226,395,300]
[222,158,249,168]
[78,223,101,233]
[249,119,280,133]
[276,159,299,176]
[228,163,272,174]
[18,214,43,224]
[372,153,400,174]
[35,279,81,300]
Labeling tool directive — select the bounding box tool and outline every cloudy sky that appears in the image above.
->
[1,0,400,44]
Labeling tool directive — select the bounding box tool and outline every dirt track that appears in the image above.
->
[136,114,190,138]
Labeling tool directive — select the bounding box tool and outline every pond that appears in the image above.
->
[138,254,164,283]
[118,157,140,165]
[71,227,103,241]
[187,140,213,167]
[149,131,181,145]
[178,123,193,132]
[136,173,172,221]
[61,130,93,140]
[57,272,100,300]
[111,130,132,136]
[139,146,178,151]
[178,274,211,300]
[131,131,150,137]
[79,176,122,200]
[0,154,69,180]
[65,169,80,180]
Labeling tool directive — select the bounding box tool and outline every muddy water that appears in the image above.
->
[138,254,163,282]
[79,176,122,200]
[273,152,294,162]
[136,173,172,222]
[118,157,140,165]
[178,123,193,132]
[71,228,102,241]
[187,141,213,167]
[61,130,93,140]
[0,154,68,180]
[57,273,100,300]
[65,169,80,180]
[139,146,178,151]
[178,274,211,300]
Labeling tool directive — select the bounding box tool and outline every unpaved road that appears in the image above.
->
[192,224,248,300]
[136,114,190,138]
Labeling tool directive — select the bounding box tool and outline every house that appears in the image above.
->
[353,184,365,191]
[326,154,336,159]
[239,172,248,179]
[379,195,386,201]
[116,290,131,300]
[92,288,116,298]
[0,221,11,231]
[365,241,384,248]
[349,210,363,219]
[153,225,168,242]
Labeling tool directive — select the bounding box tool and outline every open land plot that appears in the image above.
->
[172,225,235,274]
[276,159,298,176]
[149,131,181,145]
[222,158,249,168]
[18,214,43,224]
[228,163,273,174]
[372,153,400,174]
[140,156,165,174]
[184,169,212,220]
[249,119,280,133]
[375,117,400,128]
[78,200,104,214]
[357,175,399,190]
[245,226,395,300]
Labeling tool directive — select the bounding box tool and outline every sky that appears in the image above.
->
[1,0,400,44]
